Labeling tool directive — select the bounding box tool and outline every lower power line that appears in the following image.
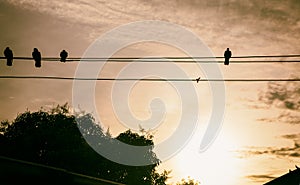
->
[0,76,299,82]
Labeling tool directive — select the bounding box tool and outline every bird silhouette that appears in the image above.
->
[60,50,68,62]
[32,48,42,68]
[4,47,13,66]
[224,48,232,65]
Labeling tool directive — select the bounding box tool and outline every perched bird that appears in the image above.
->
[4,47,13,66]
[224,48,232,65]
[196,77,201,83]
[32,48,42,68]
[60,50,68,62]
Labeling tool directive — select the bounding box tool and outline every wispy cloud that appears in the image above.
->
[246,174,275,183]
[240,133,300,158]
[5,0,155,27]
[257,111,300,124]
[257,80,300,124]
[5,0,300,54]
[260,81,300,110]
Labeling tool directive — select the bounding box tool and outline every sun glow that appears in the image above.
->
[174,130,241,185]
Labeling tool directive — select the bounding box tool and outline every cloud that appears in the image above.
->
[257,111,300,124]
[282,134,300,140]
[5,0,300,55]
[246,174,275,183]
[2,0,300,125]
[260,81,300,110]
[5,0,155,27]
[240,133,300,158]
[257,80,300,124]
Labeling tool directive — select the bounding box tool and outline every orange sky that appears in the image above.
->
[0,1,300,184]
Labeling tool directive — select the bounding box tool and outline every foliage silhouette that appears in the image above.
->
[176,177,200,185]
[0,104,169,185]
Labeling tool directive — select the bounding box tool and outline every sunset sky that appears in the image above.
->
[0,0,300,185]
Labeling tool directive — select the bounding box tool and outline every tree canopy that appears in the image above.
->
[0,104,169,185]
[0,104,202,185]
[176,177,200,185]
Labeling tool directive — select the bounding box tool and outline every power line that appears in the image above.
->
[67,60,300,63]
[0,156,124,185]
[42,60,300,63]
[1,54,300,62]
[1,58,300,64]
[0,76,299,82]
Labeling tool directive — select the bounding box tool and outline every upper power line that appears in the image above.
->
[2,57,300,63]
[1,55,300,61]
[1,47,300,67]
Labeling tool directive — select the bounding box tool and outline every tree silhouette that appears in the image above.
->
[0,104,169,184]
[111,130,170,184]
[176,177,200,185]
